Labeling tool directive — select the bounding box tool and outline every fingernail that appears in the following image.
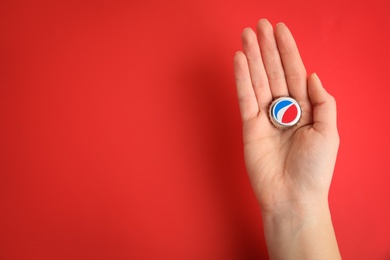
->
[276,22,285,27]
[312,73,322,82]
[257,19,269,27]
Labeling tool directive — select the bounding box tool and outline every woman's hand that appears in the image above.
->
[234,19,341,259]
[234,19,339,213]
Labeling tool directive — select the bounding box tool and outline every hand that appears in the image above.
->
[234,19,339,213]
[234,19,341,260]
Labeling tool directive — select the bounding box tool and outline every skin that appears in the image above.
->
[234,19,341,259]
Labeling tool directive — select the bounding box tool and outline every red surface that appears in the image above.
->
[1,0,390,259]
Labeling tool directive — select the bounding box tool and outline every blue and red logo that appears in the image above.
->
[271,97,301,126]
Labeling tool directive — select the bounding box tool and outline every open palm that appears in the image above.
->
[234,20,339,212]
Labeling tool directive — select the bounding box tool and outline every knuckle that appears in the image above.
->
[266,70,284,81]
[328,95,337,105]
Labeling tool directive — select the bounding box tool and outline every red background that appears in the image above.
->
[1,0,390,259]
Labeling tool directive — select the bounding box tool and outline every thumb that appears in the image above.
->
[307,73,338,133]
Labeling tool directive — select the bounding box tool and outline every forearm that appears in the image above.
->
[262,200,341,260]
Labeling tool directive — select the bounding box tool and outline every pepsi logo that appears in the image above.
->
[270,97,301,127]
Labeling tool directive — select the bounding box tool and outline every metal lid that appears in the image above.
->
[269,97,302,129]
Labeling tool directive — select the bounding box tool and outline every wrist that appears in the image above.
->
[261,196,330,222]
[261,199,332,240]
[261,198,340,260]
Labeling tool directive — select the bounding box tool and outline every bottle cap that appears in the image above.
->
[269,97,302,129]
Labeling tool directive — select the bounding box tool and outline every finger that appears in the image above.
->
[307,73,337,133]
[256,19,289,98]
[234,51,259,122]
[241,28,272,109]
[275,23,308,101]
